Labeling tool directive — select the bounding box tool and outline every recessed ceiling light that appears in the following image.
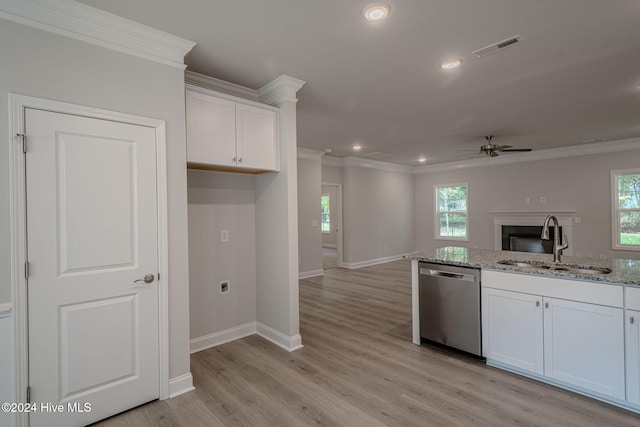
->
[441,58,463,70]
[362,2,390,22]
[353,144,362,151]
[418,156,427,163]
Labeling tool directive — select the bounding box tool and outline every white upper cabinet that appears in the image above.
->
[186,91,236,167]
[235,103,278,170]
[186,86,279,172]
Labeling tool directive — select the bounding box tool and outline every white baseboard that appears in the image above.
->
[342,254,408,269]
[299,269,324,279]
[322,243,337,249]
[256,322,303,352]
[169,373,195,398]
[190,322,257,354]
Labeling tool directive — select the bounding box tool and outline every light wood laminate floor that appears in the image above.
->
[96,260,640,426]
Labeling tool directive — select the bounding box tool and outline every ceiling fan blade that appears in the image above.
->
[495,145,513,150]
[501,148,532,152]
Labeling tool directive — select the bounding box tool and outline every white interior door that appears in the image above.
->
[25,108,160,426]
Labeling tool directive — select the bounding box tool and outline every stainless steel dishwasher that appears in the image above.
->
[418,262,482,356]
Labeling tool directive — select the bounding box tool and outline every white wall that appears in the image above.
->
[297,157,323,276]
[0,19,191,383]
[342,165,415,266]
[187,171,257,343]
[322,164,343,184]
[0,307,12,427]
[415,149,640,260]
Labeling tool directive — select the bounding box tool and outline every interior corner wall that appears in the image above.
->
[342,165,415,265]
[414,149,640,260]
[187,170,257,341]
[297,157,323,275]
[321,164,343,184]
[0,20,191,380]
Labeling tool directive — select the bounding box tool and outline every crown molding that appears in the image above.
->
[321,156,413,174]
[297,148,325,161]
[0,0,195,69]
[185,70,260,102]
[321,156,343,167]
[258,75,306,106]
[415,137,640,174]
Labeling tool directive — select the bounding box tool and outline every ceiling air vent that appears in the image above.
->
[472,35,522,58]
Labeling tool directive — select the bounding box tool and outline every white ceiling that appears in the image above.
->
[79,0,640,166]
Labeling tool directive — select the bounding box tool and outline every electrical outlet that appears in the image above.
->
[221,230,229,242]
[524,197,530,204]
[574,216,581,224]
[220,281,229,294]
[311,220,319,227]
[539,196,546,204]
[599,254,607,259]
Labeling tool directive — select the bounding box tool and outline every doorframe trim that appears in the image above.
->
[9,94,171,426]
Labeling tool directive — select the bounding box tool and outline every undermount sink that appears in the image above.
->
[497,260,551,269]
[497,260,612,275]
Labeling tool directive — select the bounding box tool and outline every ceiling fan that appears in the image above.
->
[479,135,532,157]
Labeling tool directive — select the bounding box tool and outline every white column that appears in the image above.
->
[255,75,305,351]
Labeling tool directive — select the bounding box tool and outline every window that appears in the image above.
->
[435,183,468,240]
[321,194,331,233]
[612,170,640,250]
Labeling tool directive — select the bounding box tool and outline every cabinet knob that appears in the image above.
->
[544,302,549,309]
[232,156,237,162]
[536,301,540,307]
[632,317,636,325]
[238,157,243,163]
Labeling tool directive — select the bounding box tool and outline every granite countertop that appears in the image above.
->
[410,247,640,286]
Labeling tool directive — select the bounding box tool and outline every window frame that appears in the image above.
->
[611,169,640,251]
[434,182,469,241]
[321,193,331,234]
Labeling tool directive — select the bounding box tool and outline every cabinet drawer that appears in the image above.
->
[482,270,623,308]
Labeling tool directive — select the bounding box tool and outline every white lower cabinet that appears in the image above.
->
[482,271,626,401]
[482,287,543,374]
[626,309,640,405]
[543,298,625,399]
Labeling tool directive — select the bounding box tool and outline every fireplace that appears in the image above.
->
[492,212,574,256]
[501,225,562,254]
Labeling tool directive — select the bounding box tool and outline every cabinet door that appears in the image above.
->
[482,287,544,374]
[626,309,640,405]
[186,90,237,167]
[236,103,278,171]
[543,298,625,399]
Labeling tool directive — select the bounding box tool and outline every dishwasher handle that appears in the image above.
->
[419,267,477,282]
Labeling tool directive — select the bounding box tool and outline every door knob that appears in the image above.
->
[134,274,155,284]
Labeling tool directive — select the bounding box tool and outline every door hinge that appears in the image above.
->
[16,133,26,153]
[24,261,29,279]
[157,272,160,281]
[26,386,31,403]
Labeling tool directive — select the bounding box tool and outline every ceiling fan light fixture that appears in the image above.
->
[362,2,390,22]
[353,144,362,151]
[418,156,427,163]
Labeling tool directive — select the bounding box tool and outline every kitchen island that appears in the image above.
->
[410,247,640,413]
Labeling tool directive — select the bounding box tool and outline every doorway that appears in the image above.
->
[321,183,343,270]
[10,95,170,426]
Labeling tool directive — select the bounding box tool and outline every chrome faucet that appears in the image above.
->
[541,215,569,263]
